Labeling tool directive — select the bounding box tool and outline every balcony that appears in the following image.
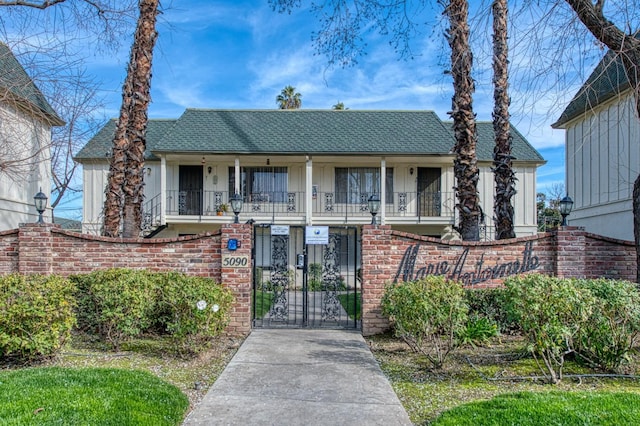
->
[314,191,453,220]
[161,190,454,225]
[165,190,305,218]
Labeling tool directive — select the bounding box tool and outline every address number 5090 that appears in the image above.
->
[222,255,249,267]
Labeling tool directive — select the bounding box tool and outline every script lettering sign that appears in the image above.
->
[393,241,540,286]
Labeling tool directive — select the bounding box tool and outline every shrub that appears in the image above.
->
[70,269,158,350]
[465,287,518,333]
[71,269,234,353]
[0,274,76,359]
[381,276,468,369]
[157,272,233,352]
[502,274,594,383]
[456,315,499,347]
[574,278,640,372]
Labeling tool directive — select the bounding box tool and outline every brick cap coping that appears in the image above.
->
[583,231,635,247]
[0,228,19,237]
[49,227,222,244]
[362,225,553,247]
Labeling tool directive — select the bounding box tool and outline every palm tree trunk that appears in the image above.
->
[102,76,132,237]
[103,0,159,238]
[445,0,480,241]
[492,0,516,240]
[121,0,159,238]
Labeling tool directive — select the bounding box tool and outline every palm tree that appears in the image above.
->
[492,0,516,240]
[445,0,481,241]
[276,85,301,109]
[332,101,347,110]
[103,0,159,238]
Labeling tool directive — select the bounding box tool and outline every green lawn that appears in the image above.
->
[432,391,640,425]
[0,367,188,426]
[337,292,361,320]
[370,334,640,425]
[253,290,273,318]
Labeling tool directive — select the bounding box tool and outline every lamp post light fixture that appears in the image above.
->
[230,192,243,224]
[33,188,47,224]
[368,194,381,225]
[559,195,574,226]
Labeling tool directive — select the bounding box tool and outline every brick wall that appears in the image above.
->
[361,225,637,335]
[0,223,635,337]
[582,232,636,280]
[0,229,18,274]
[2,223,252,335]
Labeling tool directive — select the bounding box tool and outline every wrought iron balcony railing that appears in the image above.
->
[164,190,453,220]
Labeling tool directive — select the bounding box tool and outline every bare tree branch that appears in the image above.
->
[0,0,66,8]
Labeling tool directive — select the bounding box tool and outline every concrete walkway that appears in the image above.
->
[182,329,412,426]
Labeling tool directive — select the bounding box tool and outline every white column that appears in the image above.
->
[380,158,386,225]
[160,155,166,225]
[306,156,313,225]
[234,157,240,196]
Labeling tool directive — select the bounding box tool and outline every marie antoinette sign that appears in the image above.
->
[393,241,540,286]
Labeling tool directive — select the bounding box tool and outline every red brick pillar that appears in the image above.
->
[18,223,55,275]
[555,226,586,279]
[220,223,253,335]
[361,224,393,336]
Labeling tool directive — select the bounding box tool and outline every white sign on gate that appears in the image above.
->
[271,225,290,236]
[305,226,329,244]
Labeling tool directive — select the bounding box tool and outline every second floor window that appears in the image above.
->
[335,167,393,204]
[229,167,288,203]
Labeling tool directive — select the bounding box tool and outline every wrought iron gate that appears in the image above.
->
[252,225,360,329]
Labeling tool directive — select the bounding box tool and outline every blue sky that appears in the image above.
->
[56,0,582,219]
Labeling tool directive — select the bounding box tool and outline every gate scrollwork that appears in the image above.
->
[321,234,342,321]
[269,235,290,321]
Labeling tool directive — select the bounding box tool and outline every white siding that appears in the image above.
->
[81,162,109,234]
[0,103,52,230]
[564,91,639,240]
[478,162,538,236]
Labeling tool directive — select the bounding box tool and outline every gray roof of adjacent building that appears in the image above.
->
[0,42,64,126]
[76,109,544,163]
[552,50,629,129]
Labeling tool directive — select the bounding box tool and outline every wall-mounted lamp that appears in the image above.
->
[559,195,574,226]
[409,167,414,175]
[368,194,381,225]
[207,166,212,174]
[33,188,47,224]
[146,167,152,176]
[266,158,270,166]
[230,192,243,224]
[201,156,206,165]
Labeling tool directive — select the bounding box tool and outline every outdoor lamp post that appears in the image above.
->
[230,192,243,224]
[559,195,574,226]
[33,188,47,224]
[368,194,381,225]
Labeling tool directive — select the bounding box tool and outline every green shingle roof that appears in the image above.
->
[0,42,64,126]
[74,118,177,160]
[153,109,454,155]
[77,109,544,163]
[471,121,545,162]
[552,50,628,128]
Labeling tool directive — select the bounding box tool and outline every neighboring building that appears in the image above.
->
[552,50,638,241]
[76,109,544,239]
[0,42,64,231]
[54,217,82,232]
